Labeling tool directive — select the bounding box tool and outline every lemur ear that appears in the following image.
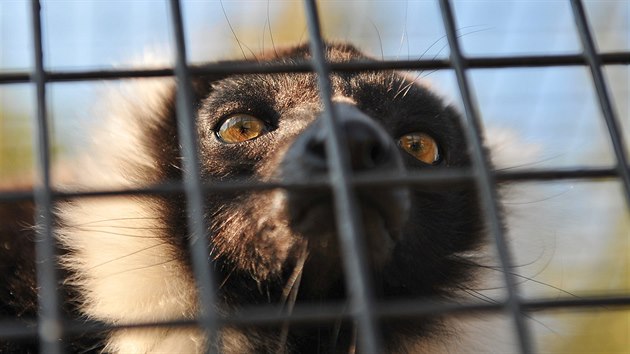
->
[190,75,219,103]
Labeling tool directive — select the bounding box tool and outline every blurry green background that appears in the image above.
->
[1,0,628,352]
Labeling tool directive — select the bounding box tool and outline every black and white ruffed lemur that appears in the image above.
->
[0,43,489,353]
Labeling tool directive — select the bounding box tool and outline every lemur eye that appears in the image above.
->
[217,114,267,143]
[398,132,441,165]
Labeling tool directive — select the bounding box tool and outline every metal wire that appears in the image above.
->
[3,292,630,342]
[569,0,630,208]
[438,2,628,354]
[303,0,382,352]
[437,1,532,353]
[0,167,624,205]
[1,0,629,353]
[167,0,219,353]
[28,1,63,353]
[0,167,623,205]
[2,52,630,84]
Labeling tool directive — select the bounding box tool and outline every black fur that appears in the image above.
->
[0,43,487,353]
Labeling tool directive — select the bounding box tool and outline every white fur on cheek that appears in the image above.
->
[57,197,202,353]
[105,328,205,354]
[55,77,208,353]
[58,198,197,322]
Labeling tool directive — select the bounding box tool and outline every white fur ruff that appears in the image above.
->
[56,78,207,353]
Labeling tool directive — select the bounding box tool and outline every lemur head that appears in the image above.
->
[177,43,486,307]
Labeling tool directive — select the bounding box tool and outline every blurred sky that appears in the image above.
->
[0,0,629,351]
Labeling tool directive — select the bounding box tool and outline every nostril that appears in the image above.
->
[351,139,388,170]
[304,137,328,170]
[290,104,399,173]
[307,140,327,161]
[369,143,388,166]
[344,121,392,171]
[303,132,390,171]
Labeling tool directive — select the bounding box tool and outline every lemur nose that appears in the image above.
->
[301,103,396,172]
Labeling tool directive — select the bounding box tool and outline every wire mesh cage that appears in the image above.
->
[0,0,629,353]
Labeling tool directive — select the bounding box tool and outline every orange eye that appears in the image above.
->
[217,114,267,143]
[398,132,441,164]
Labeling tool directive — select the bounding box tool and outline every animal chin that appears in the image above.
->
[287,191,408,268]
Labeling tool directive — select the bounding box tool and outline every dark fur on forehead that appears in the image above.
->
[266,41,368,62]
